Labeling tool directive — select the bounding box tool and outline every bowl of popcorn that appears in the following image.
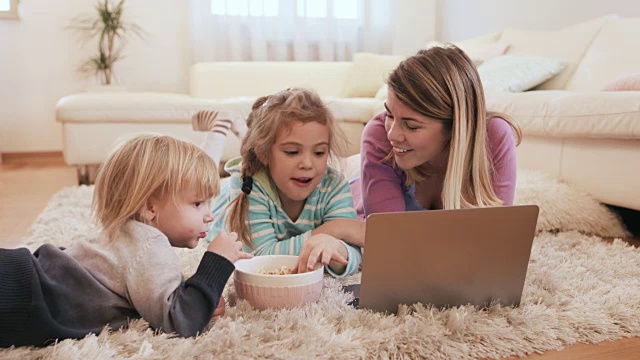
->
[233,255,324,310]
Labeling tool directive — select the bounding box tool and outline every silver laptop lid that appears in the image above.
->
[358,205,539,313]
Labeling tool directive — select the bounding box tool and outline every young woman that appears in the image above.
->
[351,44,522,222]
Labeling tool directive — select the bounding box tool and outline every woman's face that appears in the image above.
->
[384,88,451,171]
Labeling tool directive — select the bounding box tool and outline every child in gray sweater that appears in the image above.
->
[0,134,253,347]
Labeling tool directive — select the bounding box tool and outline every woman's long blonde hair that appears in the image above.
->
[386,44,522,209]
[226,88,347,248]
[93,134,219,241]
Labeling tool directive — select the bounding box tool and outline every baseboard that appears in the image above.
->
[1,151,66,166]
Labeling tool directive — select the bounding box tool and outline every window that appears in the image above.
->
[0,0,19,19]
[210,0,357,19]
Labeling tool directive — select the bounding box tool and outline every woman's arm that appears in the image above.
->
[360,112,407,216]
[487,117,518,205]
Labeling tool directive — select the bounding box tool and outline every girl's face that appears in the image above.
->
[268,120,330,219]
[384,88,451,171]
[147,188,214,249]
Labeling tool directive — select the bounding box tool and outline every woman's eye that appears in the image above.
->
[404,122,419,131]
[314,151,326,156]
[284,150,298,155]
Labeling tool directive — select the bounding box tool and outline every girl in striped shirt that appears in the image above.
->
[195,88,363,277]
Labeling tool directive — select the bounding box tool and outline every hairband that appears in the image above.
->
[241,176,253,195]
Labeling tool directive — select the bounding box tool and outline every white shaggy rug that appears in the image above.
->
[2,170,638,359]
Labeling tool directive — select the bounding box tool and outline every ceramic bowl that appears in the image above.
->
[234,255,324,310]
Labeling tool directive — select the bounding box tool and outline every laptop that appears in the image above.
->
[344,205,539,313]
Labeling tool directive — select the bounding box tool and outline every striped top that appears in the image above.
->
[209,157,362,278]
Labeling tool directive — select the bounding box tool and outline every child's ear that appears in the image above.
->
[138,198,157,223]
[256,152,269,167]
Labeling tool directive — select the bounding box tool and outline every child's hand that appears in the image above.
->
[208,231,253,263]
[296,234,348,274]
[212,296,226,320]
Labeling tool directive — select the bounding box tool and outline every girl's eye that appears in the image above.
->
[194,201,203,207]
[314,151,326,156]
[284,150,299,155]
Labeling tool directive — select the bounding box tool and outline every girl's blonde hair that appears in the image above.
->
[386,44,522,209]
[227,88,347,248]
[93,134,220,240]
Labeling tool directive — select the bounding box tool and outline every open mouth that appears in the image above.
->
[292,177,313,185]
[393,147,412,154]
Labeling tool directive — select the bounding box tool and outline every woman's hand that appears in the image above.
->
[207,231,254,263]
[296,233,348,274]
[212,296,226,320]
[312,219,366,247]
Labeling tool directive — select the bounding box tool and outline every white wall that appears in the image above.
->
[2,0,640,153]
[0,0,189,153]
[392,0,436,56]
[437,0,640,42]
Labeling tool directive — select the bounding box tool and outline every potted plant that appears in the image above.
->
[68,0,144,86]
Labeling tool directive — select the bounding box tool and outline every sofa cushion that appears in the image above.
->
[340,53,406,98]
[498,14,618,90]
[478,54,567,93]
[603,73,640,91]
[487,90,640,139]
[565,18,640,92]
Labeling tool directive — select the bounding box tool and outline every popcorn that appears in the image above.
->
[258,265,295,275]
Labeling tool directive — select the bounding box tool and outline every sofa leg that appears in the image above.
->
[77,165,90,185]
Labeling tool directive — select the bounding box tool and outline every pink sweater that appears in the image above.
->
[351,112,518,219]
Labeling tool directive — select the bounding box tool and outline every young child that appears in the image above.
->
[0,134,252,348]
[195,88,364,276]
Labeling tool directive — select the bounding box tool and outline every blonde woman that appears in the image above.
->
[0,134,252,347]
[351,45,522,225]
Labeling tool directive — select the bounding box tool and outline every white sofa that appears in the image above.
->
[55,60,390,182]
[453,14,640,211]
[56,15,640,211]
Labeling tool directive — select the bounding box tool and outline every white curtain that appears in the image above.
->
[189,0,393,62]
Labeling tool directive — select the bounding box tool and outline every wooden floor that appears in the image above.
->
[0,152,638,359]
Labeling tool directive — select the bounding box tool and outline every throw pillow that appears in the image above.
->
[426,40,509,66]
[374,84,388,101]
[459,41,510,66]
[603,72,640,91]
[340,53,406,98]
[478,54,568,94]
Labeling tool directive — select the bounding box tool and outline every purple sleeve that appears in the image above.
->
[487,117,518,206]
[360,112,407,216]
